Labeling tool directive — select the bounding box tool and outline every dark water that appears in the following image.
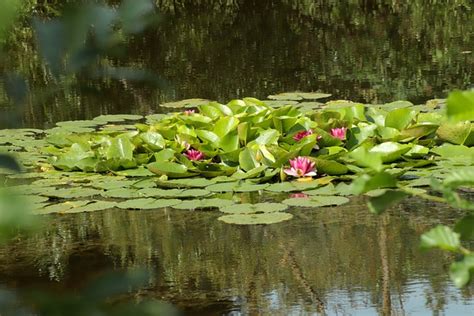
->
[1,1,474,314]
[1,0,473,128]
[0,196,473,315]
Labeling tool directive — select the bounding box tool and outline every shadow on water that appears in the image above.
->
[1,0,472,127]
[0,195,473,314]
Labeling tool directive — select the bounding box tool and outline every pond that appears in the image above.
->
[1,0,474,315]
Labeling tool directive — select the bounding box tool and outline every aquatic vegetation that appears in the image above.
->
[283,156,317,178]
[1,89,473,288]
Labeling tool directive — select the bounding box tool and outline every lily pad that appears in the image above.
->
[43,187,103,199]
[265,181,320,192]
[282,195,349,207]
[218,212,293,225]
[172,198,235,210]
[219,202,288,214]
[93,114,143,122]
[117,198,181,209]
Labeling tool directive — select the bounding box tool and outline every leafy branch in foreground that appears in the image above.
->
[352,90,474,287]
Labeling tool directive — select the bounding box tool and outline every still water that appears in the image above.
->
[2,0,473,127]
[0,196,473,314]
[1,0,474,314]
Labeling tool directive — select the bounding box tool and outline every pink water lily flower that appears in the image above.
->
[184,149,204,161]
[284,156,317,178]
[330,127,347,140]
[183,109,195,115]
[293,129,313,141]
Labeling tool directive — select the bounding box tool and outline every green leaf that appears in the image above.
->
[117,198,181,209]
[369,142,411,163]
[436,121,471,145]
[148,161,187,175]
[349,146,383,171]
[449,254,474,288]
[214,117,239,138]
[196,130,220,144]
[367,190,408,214]
[239,148,260,171]
[160,98,210,108]
[283,195,349,207]
[454,215,474,241]
[172,198,235,210]
[107,135,135,161]
[218,212,293,225]
[266,181,320,192]
[351,172,398,194]
[446,90,474,121]
[420,225,461,252]
[385,108,416,130]
[219,202,288,214]
[313,158,348,175]
[255,129,280,145]
[140,131,165,150]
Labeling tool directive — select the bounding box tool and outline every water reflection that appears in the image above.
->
[1,0,472,127]
[0,197,472,314]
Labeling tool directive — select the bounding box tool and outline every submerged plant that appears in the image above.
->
[330,127,347,140]
[184,149,204,161]
[284,157,317,178]
[293,129,313,141]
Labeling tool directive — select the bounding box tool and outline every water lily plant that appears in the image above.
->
[293,129,313,141]
[184,149,204,161]
[284,156,317,178]
[330,127,347,140]
[183,109,195,115]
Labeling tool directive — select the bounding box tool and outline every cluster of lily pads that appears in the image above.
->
[1,92,473,225]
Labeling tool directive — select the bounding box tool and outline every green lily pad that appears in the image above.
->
[117,198,181,209]
[218,212,293,225]
[219,202,288,214]
[65,200,118,213]
[172,198,235,210]
[93,114,143,122]
[282,195,349,207]
[33,200,91,214]
[101,188,141,199]
[265,181,320,192]
[436,121,471,145]
[156,178,217,188]
[43,187,103,199]
[369,142,411,163]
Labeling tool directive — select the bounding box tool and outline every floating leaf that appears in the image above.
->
[265,181,320,192]
[369,142,411,163]
[219,202,288,214]
[43,187,103,199]
[117,198,181,209]
[436,121,471,145]
[282,195,349,207]
[218,212,293,225]
[172,198,235,210]
[33,200,90,215]
[94,114,143,122]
